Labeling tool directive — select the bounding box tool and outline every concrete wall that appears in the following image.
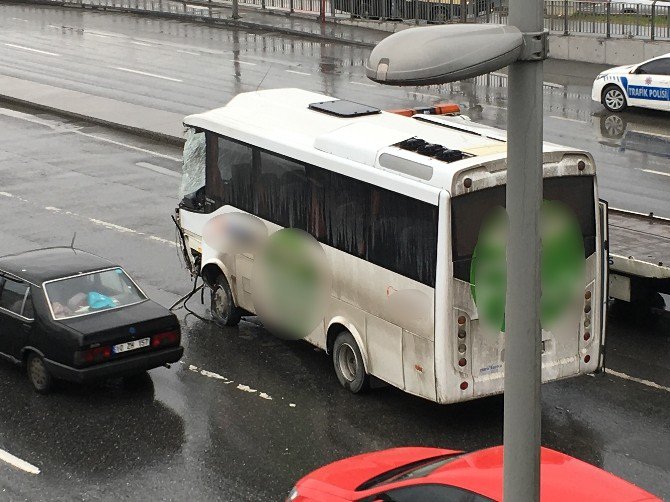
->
[548,34,670,65]
[337,17,670,66]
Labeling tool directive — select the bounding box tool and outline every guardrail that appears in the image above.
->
[25,0,670,40]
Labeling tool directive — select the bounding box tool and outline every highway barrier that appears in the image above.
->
[14,0,670,41]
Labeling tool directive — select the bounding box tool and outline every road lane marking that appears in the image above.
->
[350,81,375,87]
[0,449,40,475]
[0,107,181,163]
[3,43,60,57]
[229,59,255,65]
[549,115,587,124]
[131,41,155,47]
[178,49,200,55]
[136,161,180,178]
[0,193,176,248]
[285,69,311,76]
[76,132,182,162]
[11,17,29,21]
[640,168,670,178]
[114,67,182,82]
[606,368,670,393]
[183,362,293,405]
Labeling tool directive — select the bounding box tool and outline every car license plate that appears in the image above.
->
[113,337,150,354]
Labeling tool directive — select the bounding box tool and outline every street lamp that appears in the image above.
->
[366,12,548,502]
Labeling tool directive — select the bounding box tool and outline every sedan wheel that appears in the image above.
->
[27,353,53,394]
[602,86,627,112]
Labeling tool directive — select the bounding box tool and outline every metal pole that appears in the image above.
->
[563,0,568,34]
[232,0,239,17]
[606,0,610,38]
[650,1,656,40]
[503,0,544,496]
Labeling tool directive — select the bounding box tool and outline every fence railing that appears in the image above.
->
[28,0,670,40]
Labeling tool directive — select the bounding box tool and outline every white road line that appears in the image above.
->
[131,41,155,47]
[0,107,181,163]
[350,81,375,87]
[114,67,182,82]
[640,168,670,178]
[184,362,286,404]
[178,49,200,55]
[549,115,587,124]
[3,43,60,57]
[11,17,29,21]
[0,195,176,248]
[87,32,111,38]
[229,59,256,66]
[136,161,180,178]
[73,132,181,162]
[0,449,40,475]
[606,368,670,393]
[285,69,311,76]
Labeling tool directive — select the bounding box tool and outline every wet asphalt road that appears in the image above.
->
[1,4,670,218]
[0,105,669,501]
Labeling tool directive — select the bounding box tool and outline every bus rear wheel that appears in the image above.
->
[332,331,369,393]
[210,275,242,327]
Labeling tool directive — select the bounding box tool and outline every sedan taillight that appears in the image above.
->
[151,330,180,348]
[74,346,112,366]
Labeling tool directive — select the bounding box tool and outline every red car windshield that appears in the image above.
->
[356,454,463,491]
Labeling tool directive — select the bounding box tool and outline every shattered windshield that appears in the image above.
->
[45,268,147,320]
[179,127,206,208]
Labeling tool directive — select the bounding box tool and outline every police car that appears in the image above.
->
[592,53,670,112]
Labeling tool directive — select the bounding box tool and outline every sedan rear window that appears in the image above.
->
[45,268,146,320]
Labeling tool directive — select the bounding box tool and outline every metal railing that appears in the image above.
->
[27,0,670,40]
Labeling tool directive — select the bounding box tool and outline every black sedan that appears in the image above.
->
[0,247,183,393]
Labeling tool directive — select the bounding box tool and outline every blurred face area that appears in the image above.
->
[252,229,331,340]
[470,201,585,332]
[202,212,268,256]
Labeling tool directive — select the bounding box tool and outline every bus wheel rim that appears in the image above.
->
[214,288,229,318]
[338,343,358,382]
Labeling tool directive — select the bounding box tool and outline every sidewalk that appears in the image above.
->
[0,75,184,143]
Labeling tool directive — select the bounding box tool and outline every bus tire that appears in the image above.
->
[210,275,242,327]
[332,331,369,394]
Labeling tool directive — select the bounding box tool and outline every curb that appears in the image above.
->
[0,93,185,146]
[2,0,379,48]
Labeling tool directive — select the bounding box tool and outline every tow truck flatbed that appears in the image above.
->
[608,208,670,304]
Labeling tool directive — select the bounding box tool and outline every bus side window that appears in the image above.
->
[257,151,308,229]
[306,167,326,240]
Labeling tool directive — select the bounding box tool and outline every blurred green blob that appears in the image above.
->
[470,201,585,332]
[539,201,585,328]
[254,228,329,340]
[470,207,508,332]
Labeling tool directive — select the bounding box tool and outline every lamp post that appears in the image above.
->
[366,16,547,502]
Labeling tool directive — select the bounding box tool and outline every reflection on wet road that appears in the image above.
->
[0,106,668,500]
[0,4,669,218]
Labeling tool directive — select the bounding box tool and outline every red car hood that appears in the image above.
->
[296,447,460,498]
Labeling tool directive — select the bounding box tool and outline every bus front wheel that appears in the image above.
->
[332,331,369,393]
[210,275,242,327]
